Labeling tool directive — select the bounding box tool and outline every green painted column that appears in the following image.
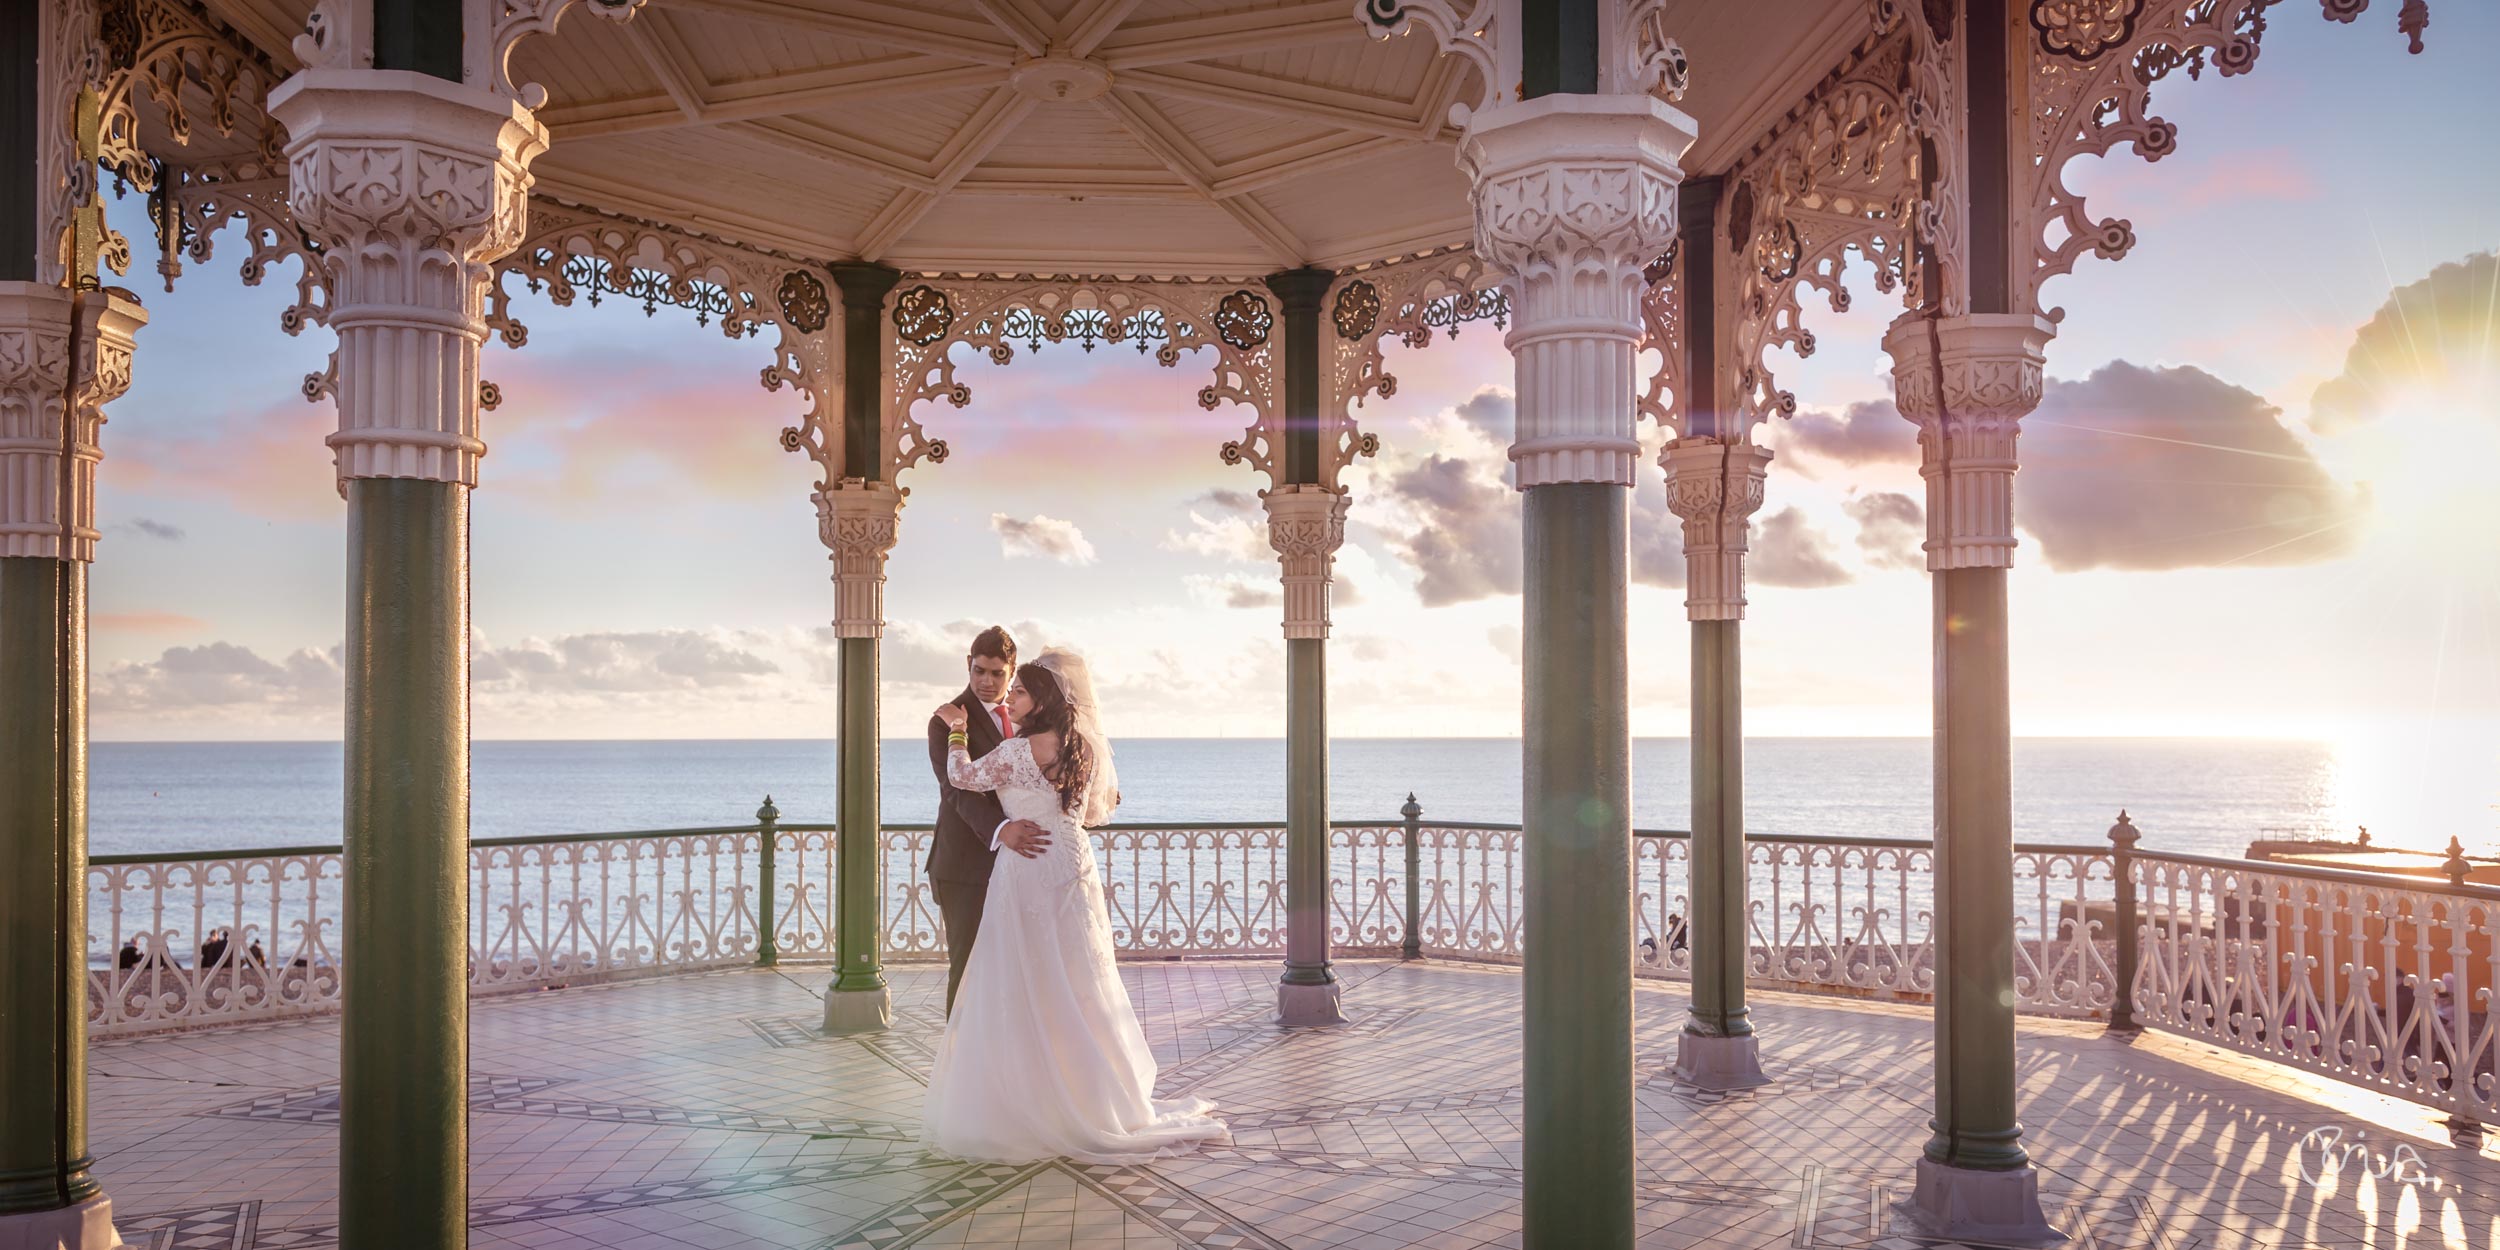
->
[1275,637,1341,1022]
[1882,303,2058,1241]
[266,52,547,1250]
[1263,267,1346,1027]
[1520,482,1634,1249]
[0,559,98,1220]
[824,635,890,1031]
[821,263,902,1035]
[1685,620,1750,1038]
[1924,566,2023,1172]
[339,478,473,1250]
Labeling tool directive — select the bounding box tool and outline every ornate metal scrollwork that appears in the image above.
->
[1332,280,1381,340]
[777,271,829,335]
[888,277,1279,480]
[893,284,956,347]
[1214,290,1273,350]
[2030,0,2145,61]
[529,252,754,330]
[1417,286,1510,339]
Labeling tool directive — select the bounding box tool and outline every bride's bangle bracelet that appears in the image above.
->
[946,732,967,746]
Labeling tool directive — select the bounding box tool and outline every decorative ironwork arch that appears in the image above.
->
[484,203,844,488]
[1308,247,1507,489]
[880,275,1280,481]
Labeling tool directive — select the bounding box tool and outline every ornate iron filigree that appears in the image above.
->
[485,203,842,491]
[1214,290,1273,350]
[1332,280,1381,340]
[888,277,1278,480]
[996,305,1172,354]
[97,0,286,203]
[2031,0,2146,60]
[533,252,754,330]
[1716,17,1930,435]
[2021,0,2433,320]
[777,271,829,335]
[892,284,956,347]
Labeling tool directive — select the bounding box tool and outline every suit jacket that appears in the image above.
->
[927,686,1010,886]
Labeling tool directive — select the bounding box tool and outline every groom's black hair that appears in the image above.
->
[969,625,1017,667]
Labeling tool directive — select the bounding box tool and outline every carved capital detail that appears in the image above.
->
[268,69,550,490]
[1263,485,1351,640]
[1660,439,1773,621]
[0,284,149,562]
[816,478,905,639]
[1461,94,1695,488]
[1881,312,2056,571]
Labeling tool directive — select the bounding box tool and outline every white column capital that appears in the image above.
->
[1881,312,2057,571]
[268,69,550,490]
[0,283,148,562]
[1660,438,1772,621]
[1461,93,1695,488]
[817,478,904,639]
[1263,484,1349,641]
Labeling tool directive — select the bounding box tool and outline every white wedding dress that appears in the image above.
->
[919,732,1229,1163]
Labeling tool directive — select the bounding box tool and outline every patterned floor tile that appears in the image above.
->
[80,962,2500,1250]
[115,1204,258,1250]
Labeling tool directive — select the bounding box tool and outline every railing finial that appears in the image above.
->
[2106,811,2139,848]
[2443,835,2471,888]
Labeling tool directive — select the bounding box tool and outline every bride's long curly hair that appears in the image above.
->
[1015,664,1094,816]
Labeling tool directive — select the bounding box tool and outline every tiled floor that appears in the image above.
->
[93,960,2500,1249]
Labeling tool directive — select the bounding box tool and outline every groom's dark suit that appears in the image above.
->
[928,686,1010,1014]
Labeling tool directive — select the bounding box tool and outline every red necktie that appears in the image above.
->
[994,706,1012,737]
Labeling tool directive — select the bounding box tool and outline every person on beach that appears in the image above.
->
[925,626,1053,1016]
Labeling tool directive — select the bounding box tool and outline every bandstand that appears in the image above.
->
[0,2,2447,1249]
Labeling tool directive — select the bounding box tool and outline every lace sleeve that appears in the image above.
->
[947,737,1024,793]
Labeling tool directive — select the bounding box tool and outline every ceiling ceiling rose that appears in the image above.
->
[1008,54,1114,104]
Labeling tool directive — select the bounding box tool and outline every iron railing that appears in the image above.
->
[2126,846,2499,1125]
[91,803,2495,1132]
[84,801,2123,1039]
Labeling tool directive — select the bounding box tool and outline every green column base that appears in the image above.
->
[0,1192,121,1248]
[1275,979,1347,1028]
[822,986,892,1035]
[1672,1031,1768,1092]
[1911,1158,2064,1246]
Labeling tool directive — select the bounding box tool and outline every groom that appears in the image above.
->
[928,625,1050,1014]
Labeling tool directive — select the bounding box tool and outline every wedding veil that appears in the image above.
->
[1031,648,1120,826]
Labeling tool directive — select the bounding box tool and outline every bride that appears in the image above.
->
[920,648,1230,1163]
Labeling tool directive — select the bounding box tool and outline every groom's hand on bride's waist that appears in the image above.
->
[999,820,1052,858]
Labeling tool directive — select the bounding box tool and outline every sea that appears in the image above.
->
[81,737,2445,862]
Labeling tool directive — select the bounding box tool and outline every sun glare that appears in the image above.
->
[2331,383,2500,536]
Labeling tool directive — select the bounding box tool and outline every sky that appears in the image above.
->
[79,10,2499,835]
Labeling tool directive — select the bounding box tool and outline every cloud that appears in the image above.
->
[106,399,340,520]
[1380,453,1522,606]
[1452,387,1514,443]
[1751,508,1852,588]
[94,611,206,633]
[2310,251,2500,434]
[2020,362,2367,570]
[1184,573,1281,610]
[1842,491,1925,571]
[1779,362,2366,571]
[1162,509,1270,564]
[1777,400,1907,472]
[94,642,342,713]
[473,630,778,692]
[1369,407,1684,606]
[126,518,184,540]
[991,513,1098,564]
